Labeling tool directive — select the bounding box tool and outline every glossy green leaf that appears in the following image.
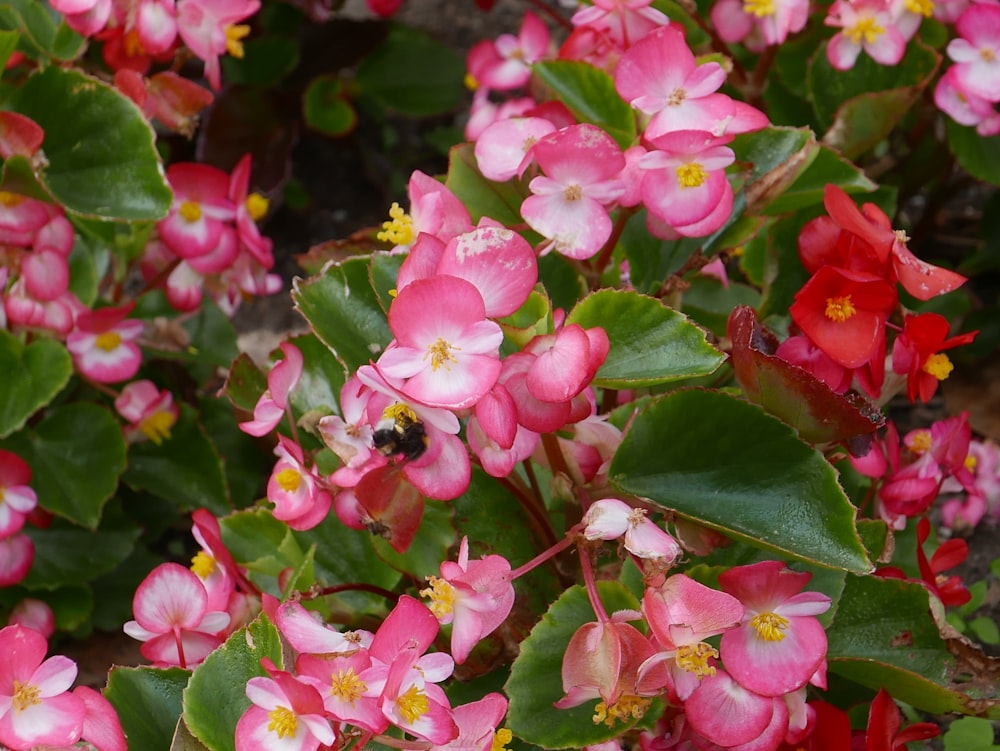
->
[222,354,267,413]
[533,60,636,149]
[946,119,1000,187]
[506,582,641,748]
[355,23,464,117]
[289,332,347,418]
[763,146,876,214]
[1,402,125,528]
[944,717,1000,750]
[618,211,699,295]
[9,67,171,220]
[0,29,19,71]
[827,575,1000,717]
[293,256,392,374]
[106,666,189,751]
[22,524,139,589]
[566,289,723,387]
[0,0,84,60]
[304,75,358,137]
[446,143,525,226]
[0,330,72,438]
[184,615,283,751]
[732,126,818,214]
[123,404,231,516]
[221,509,306,589]
[222,35,299,87]
[679,277,761,337]
[611,390,871,573]
[824,89,931,160]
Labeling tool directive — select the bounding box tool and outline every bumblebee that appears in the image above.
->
[372,403,428,461]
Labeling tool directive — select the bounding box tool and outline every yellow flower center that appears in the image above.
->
[330,669,367,704]
[965,453,978,472]
[824,295,856,322]
[95,332,122,351]
[904,0,933,16]
[140,409,176,445]
[124,29,146,58]
[675,642,718,677]
[276,468,302,493]
[750,611,789,642]
[0,191,25,207]
[377,202,414,246]
[420,576,456,619]
[225,24,251,58]
[396,684,429,723]
[464,72,479,91]
[744,0,775,16]
[908,429,932,454]
[491,728,513,751]
[922,353,954,381]
[846,17,885,45]
[676,163,708,189]
[981,47,996,63]
[383,403,418,424]
[426,337,459,371]
[267,706,297,738]
[0,485,5,503]
[593,695,651,727]
[564,184,583,201]
[667,87,686,106]
[12,681,40,712]
[245,193,269,221]
[190,550,216,579]
[179,200,202,222]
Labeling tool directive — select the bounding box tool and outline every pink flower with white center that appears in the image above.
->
[0,535,34,587]
[474,116,557,183]
[420,536,515,664]
[0,625,86,751]
[683,670,788,748]
[640,130,736,237]
[464,92,537,142]
[718,561,831,697]
[123,562,231,668]
[582,499,682,567]
[376,171,472,253]
[157,162,237,259]
[0,450,37,539]
[935,67,1000,136]
[318,374,377,471]
[640,573,744,701]
[430,693,509,751]
[467,413,539,478]
[21,249,69,303]
[115,380,179,444]
[378,275,503,410]
[0,191,50,247]
[825,0,907,70]
[571,0,670,48]
[66,303,144,384]
[946,3,1000,101]
[176,0,259,90]
[711,0,809,48]
[236,659,335,751]
[471,10,550,91]
[240,342,303,437]
[7,599,54,639]
[267,436,332,531]
[271,598,374,657]
[521,124,626,260]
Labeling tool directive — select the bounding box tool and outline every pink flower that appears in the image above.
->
[240,342,303,437]
[176,0,259,90]
[236,659,335,751]
[571,0,669,48]
[0,625,86,751]
[266,436,332,531]
[420,537,515,664]
[430,693,509,751]
[66,303,144,383]
[825,0,907,70]
[157,162,236,259]
[0,535,34,587]
[711,0,809,48]
[0,450,36,539]
[7,599,54,639]
[521,124,626,260]
[582,499,681,567]
[474,116,557,182]
[946,3,1000,102]
[115,380,180,444]
[718,561,831,697]
[376,171,471,253]
[468,10,550,91]
[934,67,1000,136]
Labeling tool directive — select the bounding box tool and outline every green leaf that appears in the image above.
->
[123,404,231,516]
[506,582,641,748]
[946,119,1000,187]
[22,524,140,589]
[0,0,84,60]
[292,256,393,374]
[0,330,72,439]
[222,354,267,413]
[0,29,19,71]
[446,143,526,226]
[8,67,171,220]
[184,615,283,751]
[763,145,876,214]
[533,60,636,149]
[220,509,306,588]
[618,211,699,295]
[369,499,455,579]
[944,717,1000,751]
[826,575,1000,716]
[355,23,464,117]
[304,75,358,137]
[106,666,189,751]
[732,126,819,214]
[289,332,347,418]
[680,277,761,337]
[221,35,299,87]
[611,390,871,573]
[565,289,724,387]
[1,402,125,528]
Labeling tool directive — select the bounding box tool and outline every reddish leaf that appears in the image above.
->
[354,464,424,553]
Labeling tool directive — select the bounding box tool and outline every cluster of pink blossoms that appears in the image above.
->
[0,450,38,594]
[464,2,768,247]
[934,3,1000,136]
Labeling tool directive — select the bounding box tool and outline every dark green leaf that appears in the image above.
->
[533,60,636,149]
[0,0,84,60]
[221,35,299,87]
[446,143,526,227]
[22,524,140,589]
[763,146,876,214]
[946,119,1000,187]
[289,333,347,419]
[611,390,871,572]
[304,75,358,137]
[222,354,267,413]
[0,329,72,439]
[618,211,699,295]
[106,667,189,751]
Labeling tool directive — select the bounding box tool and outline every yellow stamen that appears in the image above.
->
[592,695,651,727]
[140,410,176,445]
[464,72,479,91]
[981,47,996,63]
[12,681,40,712]
[383,403,418,424]
[225,24,251,58]
[95,332,122,351]
[124,29,145,58]
[904,0,933,16]
[846,17,885,45]
[744,0,775,16]
[908,430,932,454]
[824,295,856,322]
[190,550,216,579]
[676,163,707,189]
[267,706,297,738]
[922,353,954,381]
[420,576,456,619]
[750,611,789,642]
[245,193,269,221]
[675,642,718,677]
[276,468,302,493]
[564,184,583,201]
[0,191,24,207]
[491,728,513,751]
[377,202,414,246]
[330,669,367,704]
[396,684,429,723]
[179,200,202,222]
[965,453,978,473]
[426,337,459,371]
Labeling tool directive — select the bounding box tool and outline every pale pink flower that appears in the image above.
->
[711,0,809,48]
[474,116,557,183]
[115,380,179,444]
[572,0,669,48]
[236,659,335,751]
[66,303,144,383]
[176,0,259,90]
[469,10,550,91]
[266,436,332,531]
[429,693,508,751]
[73,685,128,751]
[825,0,907,70]
[684,670,788,748]
[376,171,471,253]
[0,450,36,539]
[582,499,682,566]
[0,535,34,587]
[7,599,54,639]
[946,3,1000,102]
[239,342,303,437]
[935,67,1000,136]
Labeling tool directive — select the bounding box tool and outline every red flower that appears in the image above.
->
[864,688,939,750]
[877,517,971,607]
[891,312,978,403]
